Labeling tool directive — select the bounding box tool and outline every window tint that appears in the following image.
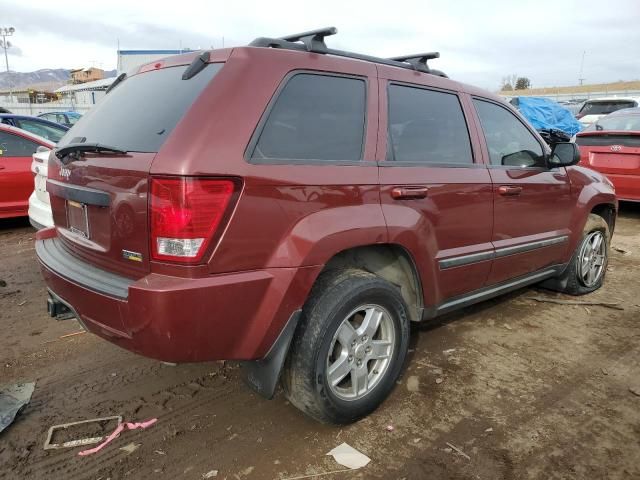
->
[473,99,545,168]
[58,63,223,152]
[16,119,65,143]
[387,85,473,164]
[0,131,39,157]
[252,74,366,161]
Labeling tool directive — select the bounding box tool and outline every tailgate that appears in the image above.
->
[45,60,225,279]
[48,152,155,279]
[577,133,640,176]
[588,150,640,175]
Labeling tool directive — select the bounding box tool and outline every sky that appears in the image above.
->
[2,0,639,91]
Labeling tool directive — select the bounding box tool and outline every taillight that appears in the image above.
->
[150,177,234,263]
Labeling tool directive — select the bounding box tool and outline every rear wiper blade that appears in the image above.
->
[55,142,128,160]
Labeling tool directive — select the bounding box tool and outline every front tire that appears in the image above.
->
[562,214,610,295]
[282,269,410,424]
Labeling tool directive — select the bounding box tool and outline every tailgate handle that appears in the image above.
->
[391,186,429,200]
[498,185,523,196]
[46,179,111,207]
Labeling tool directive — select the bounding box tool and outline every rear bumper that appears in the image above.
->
[36,235,321,362]
[607,173,640,202]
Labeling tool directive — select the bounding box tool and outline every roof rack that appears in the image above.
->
[249,27,448,78]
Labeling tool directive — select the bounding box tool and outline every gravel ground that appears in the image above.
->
[1,204,639,480]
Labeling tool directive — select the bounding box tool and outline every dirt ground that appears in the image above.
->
[1,205,639,480]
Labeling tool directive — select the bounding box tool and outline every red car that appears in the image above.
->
[37,28,617,424]
[0,124,54,219]
[576,108,640,202]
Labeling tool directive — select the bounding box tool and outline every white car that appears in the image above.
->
[28,146,54,229]
[576,97,640,127]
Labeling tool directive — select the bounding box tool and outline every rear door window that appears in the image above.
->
[387,85,473,164]
[57,63,223,153]
[473,99,545,168]
[0,131,39,157]
[251,73,366,162]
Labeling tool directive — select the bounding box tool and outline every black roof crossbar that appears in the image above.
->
[249,27,337,54]
[388,52,448,78]
[388,52,440,73]
[281,27,337,53]
[249,27,448,78]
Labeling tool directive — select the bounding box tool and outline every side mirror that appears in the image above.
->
[548,142,580,167]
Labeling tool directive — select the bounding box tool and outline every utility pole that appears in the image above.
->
[0,27,15,103]
[578,50,586,86]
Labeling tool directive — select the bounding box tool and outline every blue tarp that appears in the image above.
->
[513,96,583,137]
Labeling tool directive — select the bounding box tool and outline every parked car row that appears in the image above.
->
[0,111,83,226]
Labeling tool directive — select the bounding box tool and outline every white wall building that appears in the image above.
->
[55,77,115,106]
[117,49,191,75]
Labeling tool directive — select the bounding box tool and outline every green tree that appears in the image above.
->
[515,77,531,90]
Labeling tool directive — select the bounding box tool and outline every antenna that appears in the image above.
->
[578,50,586,86]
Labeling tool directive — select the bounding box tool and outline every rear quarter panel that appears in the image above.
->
[151,47,386,273]
[149,48,387,352]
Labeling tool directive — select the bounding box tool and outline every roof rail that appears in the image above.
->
[249,27,448,78]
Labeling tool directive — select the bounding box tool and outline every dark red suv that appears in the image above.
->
[37,28,617,424]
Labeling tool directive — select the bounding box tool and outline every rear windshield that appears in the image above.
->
[579,100,637,116]
[58,63,223,152]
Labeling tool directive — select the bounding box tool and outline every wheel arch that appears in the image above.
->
[319,243,424,322]
[590,202,616,235]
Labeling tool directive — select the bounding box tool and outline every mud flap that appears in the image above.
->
[242,310,301,399]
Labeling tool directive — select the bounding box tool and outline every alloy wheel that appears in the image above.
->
[578,231,607,287]
[326,304,395,401]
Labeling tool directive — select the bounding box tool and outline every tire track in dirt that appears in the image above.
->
[12,370,243,479]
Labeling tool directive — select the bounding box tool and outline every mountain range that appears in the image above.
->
[0,68,117,92]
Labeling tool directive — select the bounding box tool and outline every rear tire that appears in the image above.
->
[282,269,410,424]
[561,214,610,295]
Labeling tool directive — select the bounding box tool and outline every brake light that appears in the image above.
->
[150,177,234,263]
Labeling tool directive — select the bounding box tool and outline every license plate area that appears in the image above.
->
[66,200,90,239]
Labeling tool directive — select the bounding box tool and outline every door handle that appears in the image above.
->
[391,186,429,200]
[498,185,523,196]
[0,166,5,170]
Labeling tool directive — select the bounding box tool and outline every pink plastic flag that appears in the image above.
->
[78,418,157,456]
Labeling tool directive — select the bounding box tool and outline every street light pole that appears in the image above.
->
[0,27,16,103]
